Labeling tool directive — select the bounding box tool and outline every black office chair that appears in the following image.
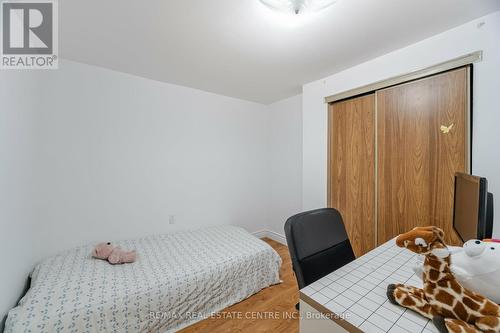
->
[284,208,355,290]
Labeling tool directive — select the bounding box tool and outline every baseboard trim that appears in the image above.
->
[252,229,287,245]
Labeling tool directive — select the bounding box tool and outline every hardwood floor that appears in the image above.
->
[179,238,299,333]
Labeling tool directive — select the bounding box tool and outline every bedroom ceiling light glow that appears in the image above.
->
[259,0,337,15]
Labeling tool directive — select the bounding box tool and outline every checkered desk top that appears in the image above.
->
[300,239,439,333]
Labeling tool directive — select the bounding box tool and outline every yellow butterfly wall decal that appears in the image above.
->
[440,123,454,134]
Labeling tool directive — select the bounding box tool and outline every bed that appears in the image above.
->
[5,226,282,333]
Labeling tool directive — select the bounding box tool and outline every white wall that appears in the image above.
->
[0,61,305,325]
[302,11,500,236]
[268,94,303,239]
[30,60,272,258]
[0,72,39,329]
[0,60,271,325]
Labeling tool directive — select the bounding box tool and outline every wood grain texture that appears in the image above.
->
[328,94,376,257]
[377,67,468,246]
[179,238,299,333]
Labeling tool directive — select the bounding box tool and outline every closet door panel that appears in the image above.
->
[377,68,468,245]
[328,94,375,257]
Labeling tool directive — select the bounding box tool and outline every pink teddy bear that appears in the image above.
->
[91,242,136,265]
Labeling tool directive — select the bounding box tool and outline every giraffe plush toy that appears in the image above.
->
[386,226,500,333]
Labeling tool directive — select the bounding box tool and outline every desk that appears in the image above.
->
[299,239,439,333]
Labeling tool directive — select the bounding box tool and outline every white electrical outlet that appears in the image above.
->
[168,215,176,225]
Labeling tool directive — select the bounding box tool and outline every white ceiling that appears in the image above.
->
[60,0,500,104]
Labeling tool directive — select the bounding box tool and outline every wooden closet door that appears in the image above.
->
[377,67,468,246]
[328,94,375,257]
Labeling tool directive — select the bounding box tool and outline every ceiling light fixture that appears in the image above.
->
[259,0,337,15]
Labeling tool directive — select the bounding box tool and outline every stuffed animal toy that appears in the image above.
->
[414,239,500,305]
[452,239,500,305]
[92,242,114,259]
[91,242,136,265]
[386,226,500,333]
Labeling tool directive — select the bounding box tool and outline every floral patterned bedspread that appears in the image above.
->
[5,226,282,332]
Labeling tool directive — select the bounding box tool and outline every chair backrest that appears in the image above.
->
[284,208,355,289]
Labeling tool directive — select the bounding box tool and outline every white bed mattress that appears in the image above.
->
[5,226,282,333]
